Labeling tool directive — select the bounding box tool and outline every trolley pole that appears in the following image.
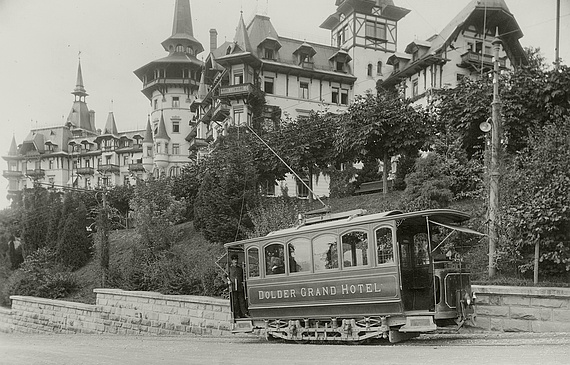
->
[488,30,502,279]
[555,0,561,70]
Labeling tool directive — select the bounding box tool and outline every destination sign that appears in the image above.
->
[248,275,398,305]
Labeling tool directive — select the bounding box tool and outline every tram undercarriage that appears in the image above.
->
[235,313,473,343]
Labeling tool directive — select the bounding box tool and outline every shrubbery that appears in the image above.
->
[2,248,77,304]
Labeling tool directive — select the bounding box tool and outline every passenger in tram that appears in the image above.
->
[227,254,249,318]
[267,249,285,275]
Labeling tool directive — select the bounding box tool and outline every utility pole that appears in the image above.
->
[488,29,502,279]
[99,190,110,287]
[555,0,561,70]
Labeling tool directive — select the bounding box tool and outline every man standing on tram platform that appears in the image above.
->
[228,254,249,318]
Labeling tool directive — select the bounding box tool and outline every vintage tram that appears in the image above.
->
[224,209,482,343]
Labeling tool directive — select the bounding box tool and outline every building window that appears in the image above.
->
[412,50,419,62]
[124,174,130,185]
[264,48,274,60]
[169,166,180,177]
[172,143,180,155]
[365,21,386,40]
[412,79,419,97]
[106,156,111,165]
[233,70,244,85]
[297,179,309,198]
[261,180,275,196]
[332,87,339,104]
[123,155,128,166]
[48,159,54,169]
[153,99,158,110]
[172,121,180,133]
[183,69,190,78]
[341,89,349,105]
[336,26,346,47]
[146,146,152,156]
[299,81,309,99]
[336,61,344,72]
[264,77,274,94]
[377,61,383,75]
[367,63,373,76]
[233,108,244,126]
[172,96,180,108]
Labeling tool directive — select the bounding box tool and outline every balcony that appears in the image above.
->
[128,163,146,172]
[189,138,209,150]
[3,170,23,178]
[459,51,506,70]
[25,169,45,179]
[76,167,95,175]
[220,83,253,97]
[97,164,120,174]
[212,102,230,121]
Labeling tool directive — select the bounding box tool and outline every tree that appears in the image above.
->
[275,112,339,202]
[194,128,260,244]
[130,178,185,253]
[20,187,51,256]
[500,118,570,281]
[56,193,92,270]
[336,90,432,194]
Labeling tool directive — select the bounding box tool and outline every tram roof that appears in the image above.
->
[224,208,472,248]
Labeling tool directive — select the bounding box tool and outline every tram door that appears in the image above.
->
[227,250,249,319]
[398,226,434,312]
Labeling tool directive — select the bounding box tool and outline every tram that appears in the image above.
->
[224,209,483,343]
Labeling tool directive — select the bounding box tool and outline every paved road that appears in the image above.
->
[1,331,569,365]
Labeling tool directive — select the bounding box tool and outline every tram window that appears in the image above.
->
[341,231,368,268]
[247,247,260,278]
[288,238,311,274]
[313,234,339,271]
[413,233,430,265]
[265,243,285,275]
[375,227,394,265]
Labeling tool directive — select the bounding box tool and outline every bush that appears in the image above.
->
[109,243,226,297]
[247,196,300,238]
[2,248,77,303]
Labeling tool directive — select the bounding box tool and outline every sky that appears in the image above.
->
[0,0,568,209]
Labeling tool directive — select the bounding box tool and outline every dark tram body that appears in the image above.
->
[224,209,480,343]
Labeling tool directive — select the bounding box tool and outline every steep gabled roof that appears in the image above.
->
[102,112,119,135]
[161,0,204,55]
[155,112,170,140]
[143,116,154,144]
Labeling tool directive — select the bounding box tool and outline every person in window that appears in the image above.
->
[267,249,285,274]
[227,254,249,318]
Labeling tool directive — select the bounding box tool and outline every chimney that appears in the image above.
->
[209,29,218,52]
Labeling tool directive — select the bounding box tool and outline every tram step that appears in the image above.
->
[399,316,437,333]
[231,320,254,333]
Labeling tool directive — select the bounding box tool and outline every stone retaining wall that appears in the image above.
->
[0,289,231,335]
[473,285,570,332]
[2,286,570,334]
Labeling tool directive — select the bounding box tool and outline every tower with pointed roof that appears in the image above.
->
[321,0,410,93]
[66,59,97,135]
[134,0,204,177]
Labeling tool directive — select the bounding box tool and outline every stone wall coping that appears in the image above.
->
[473,285,570,298]
[9,296,99,311]
[93,288,229,306]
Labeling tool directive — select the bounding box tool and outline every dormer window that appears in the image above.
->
[336,61,345,72]
[412,50,419,62]
[294,42,317,67]
[264,48,274,60]
[176,44,184,53]
[330,49,351,73]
